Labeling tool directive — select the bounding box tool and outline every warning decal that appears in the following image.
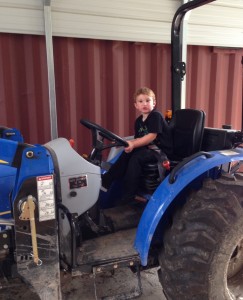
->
[69,175,88,189]
[37,175,55,221]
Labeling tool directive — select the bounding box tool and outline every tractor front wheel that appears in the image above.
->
[158,174,243,300]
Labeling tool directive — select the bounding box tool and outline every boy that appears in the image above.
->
[102,87,172,203]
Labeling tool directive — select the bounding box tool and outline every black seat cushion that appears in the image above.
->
[169,109,205,161]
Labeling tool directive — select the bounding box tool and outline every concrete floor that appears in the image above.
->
[0,267,166,300]
[4,266,243,299]
[62,267,165,300]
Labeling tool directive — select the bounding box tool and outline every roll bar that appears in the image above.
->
[171,0,216,113]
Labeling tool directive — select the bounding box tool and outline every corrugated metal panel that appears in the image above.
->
[52,11,172,43]
[0,0,43,35]
[186,45,243,130]
[53,38,172,153]
[0,34,242,155]
[0,0,180,43]
[0,33,51,144]
[1,0,243,47]
[51,0,178,43]
[52,0,176,20]
[188,1,243,47]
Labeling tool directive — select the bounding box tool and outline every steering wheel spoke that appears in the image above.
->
[80,119,128,162]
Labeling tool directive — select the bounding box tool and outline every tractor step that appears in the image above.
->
[75,228,142,300]
[76,228,139,268]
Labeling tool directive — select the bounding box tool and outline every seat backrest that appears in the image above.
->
[170,109,205,161]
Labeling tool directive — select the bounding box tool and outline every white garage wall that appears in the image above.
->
[50,0,179,43]
[0,0,179,43]
[0,0,243,47]
[188,0,243,47]
[0,0,43,34]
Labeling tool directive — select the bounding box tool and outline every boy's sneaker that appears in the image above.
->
[101,173,111,192]
[134,195,147,203]
[100,185,108,192]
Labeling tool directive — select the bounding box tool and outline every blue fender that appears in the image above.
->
[134,148,243,266]
[0,138,54,211]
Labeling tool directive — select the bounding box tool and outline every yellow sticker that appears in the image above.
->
[0,159,8,164]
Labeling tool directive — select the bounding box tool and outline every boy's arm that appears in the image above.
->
[124,133,157,153]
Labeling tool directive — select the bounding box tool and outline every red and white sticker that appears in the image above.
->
[37,175,55,221]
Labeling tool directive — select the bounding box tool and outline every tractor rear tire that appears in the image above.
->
[158,173,243,300]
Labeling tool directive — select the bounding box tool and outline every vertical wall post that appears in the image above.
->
[44,0,58,140]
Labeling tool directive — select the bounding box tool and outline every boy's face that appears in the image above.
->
[134,93,155,114]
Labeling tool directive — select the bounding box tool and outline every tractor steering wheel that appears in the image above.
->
[80,119,128,162]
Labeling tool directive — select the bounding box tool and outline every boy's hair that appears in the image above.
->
[133,87,156,102]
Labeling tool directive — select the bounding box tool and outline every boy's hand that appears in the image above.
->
[124,133,157,153]
[124,140,135,153]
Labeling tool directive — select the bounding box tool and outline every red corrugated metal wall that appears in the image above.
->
[0,33,242,154]
[186,46,243,130]
[0,34,50,144]
[54,38,172,153]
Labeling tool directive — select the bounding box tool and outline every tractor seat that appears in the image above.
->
[141,109,206,193]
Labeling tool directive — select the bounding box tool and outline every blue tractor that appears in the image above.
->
[1,0,243,299]
[0,126,23,228]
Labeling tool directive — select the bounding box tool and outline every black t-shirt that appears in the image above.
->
[134,109,172,156]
